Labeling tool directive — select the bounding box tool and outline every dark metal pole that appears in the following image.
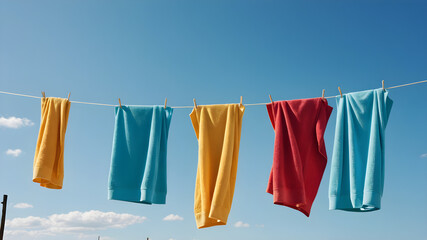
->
[0,195,8,240]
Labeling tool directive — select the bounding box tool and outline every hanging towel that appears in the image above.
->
[33,97,71,189]
[108,106,173,204]
[190,104,245,229]
[266,98,333,217]
[329,89,393,212]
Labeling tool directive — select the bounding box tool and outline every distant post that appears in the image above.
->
[0,195,8,240]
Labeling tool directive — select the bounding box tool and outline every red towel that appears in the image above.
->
[266,98,332,217]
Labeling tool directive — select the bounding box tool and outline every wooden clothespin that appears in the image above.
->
[118,98,122,109]
[42,91,46,98]
[67,92,71,101]
[322,89,325,101]
[338,87,343,98]
[269,94,273,103]
[382,80,385,91]
[164,98,167,109]
[240,96,243,107]
[193,98,197,109]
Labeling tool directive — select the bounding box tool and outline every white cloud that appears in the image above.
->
[163,214,184,221]
[255,224,264,228]
[5,210,146,238]
[4,228,54,238]
[6,149,22,157]
[234,221,250,228]
[13,203,33,209]
[420,153,427,158]
[4,231,115,240]
[0,117,34,128]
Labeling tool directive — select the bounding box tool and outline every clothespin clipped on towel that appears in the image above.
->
[193,98,197,109]
[41,91,46,98]
[338,87,343,98]
[67,93,71,101]
[240,96,243,107]
[382,80,386,91]
[118,98,122,109]
[269,94,273,103]
[164,98,167,109]
[322,89,325,101]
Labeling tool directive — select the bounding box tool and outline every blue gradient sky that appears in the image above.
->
[1,1,426,240]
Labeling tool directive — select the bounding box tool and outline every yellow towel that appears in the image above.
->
[33,97,71,189]
[190,104,245,228]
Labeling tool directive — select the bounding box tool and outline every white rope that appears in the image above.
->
[245,102,270,106]
[69,100,116,107]
[0,91,42,99]
[386,79,427,90]
[171,105,194,109]
[0,80,426,108]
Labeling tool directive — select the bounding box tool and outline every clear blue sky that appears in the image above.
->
[1,1,426,240]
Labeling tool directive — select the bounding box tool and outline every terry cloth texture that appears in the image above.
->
[329,89,393,212]
[109,106,173,204]
[266,98,333,217]
[190,104,245,229]
[33,97,71,189]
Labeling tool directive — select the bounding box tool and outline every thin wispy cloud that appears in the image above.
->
[0,117,34,129]
[5,210,146,238]
[13,203,33,209]
[163,214,184,221]
[420,153,427,158]
[234,221,250,228]
[6,149,22,157]
[255,224,264,228]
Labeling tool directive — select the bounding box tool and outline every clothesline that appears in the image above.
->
[0,79,426,108]
[8,78,422,221]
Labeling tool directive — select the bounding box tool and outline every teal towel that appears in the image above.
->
[108,106,173,204]
[329,89,393,212]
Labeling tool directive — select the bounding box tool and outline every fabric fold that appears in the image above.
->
[33,97,71,189]
[108,105,173,204]
[190,104,245,228]
[329,88,393,212]
[266,98,333,216]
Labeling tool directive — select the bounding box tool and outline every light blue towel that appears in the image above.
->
[329,89,393,212]
[108,106,173,204]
